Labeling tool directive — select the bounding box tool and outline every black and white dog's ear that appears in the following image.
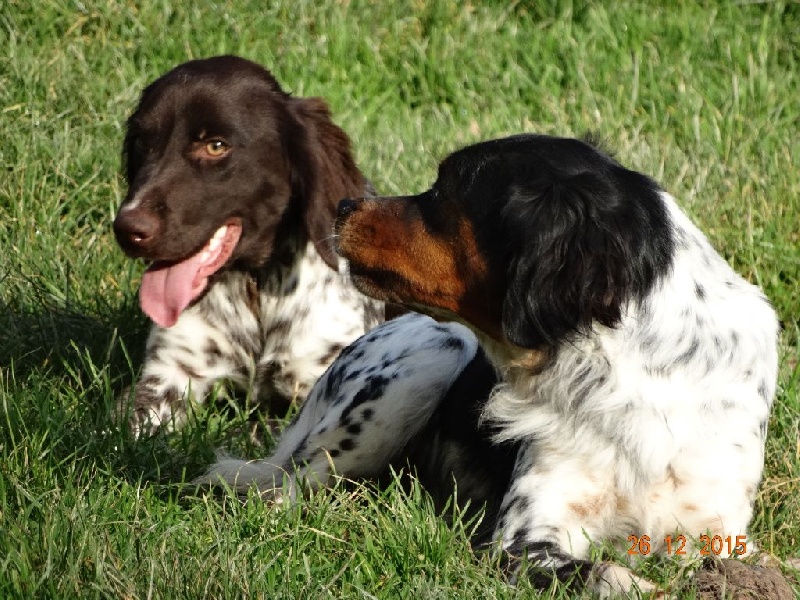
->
[500,169,670,349]
[286,97,367,270]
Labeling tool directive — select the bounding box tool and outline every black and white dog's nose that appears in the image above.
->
[336,197,362,219]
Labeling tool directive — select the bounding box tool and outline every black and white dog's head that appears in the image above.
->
[335,134,674,349]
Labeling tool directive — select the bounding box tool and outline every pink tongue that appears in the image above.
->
[139,252,208,328]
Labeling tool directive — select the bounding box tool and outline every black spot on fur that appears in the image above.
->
[440,336,466,351]
[757,380,771,403]
[206,339,223,358]
[695,283,706,300]
[139,375,164,388]
[263,320,292,340]
[340,374,391,422]
[344,369,363,382]
[502,540,594,591]
[319,343,344,366]
[284,275,299,294]
[176,360,202,380]
[511,528,529,550]
[675,338,699,366]
[325,363,350,404]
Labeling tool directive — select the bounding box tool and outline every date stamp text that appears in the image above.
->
[627,534,747,556]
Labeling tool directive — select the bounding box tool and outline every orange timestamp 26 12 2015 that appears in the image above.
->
[627,534,747,557]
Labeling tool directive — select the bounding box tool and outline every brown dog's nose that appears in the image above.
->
[336,198,362,220]
[113,207,160,253]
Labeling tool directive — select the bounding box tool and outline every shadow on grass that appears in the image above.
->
[0,293,147,386]
[0,292,223,491]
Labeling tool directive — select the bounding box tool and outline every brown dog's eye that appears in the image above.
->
[204,140,229,157]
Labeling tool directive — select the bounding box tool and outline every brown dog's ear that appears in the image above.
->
[122,96,150,186]
[286,97,368,270]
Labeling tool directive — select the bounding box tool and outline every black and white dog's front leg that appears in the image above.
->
[202,313,481,501]
[495,442,663,598]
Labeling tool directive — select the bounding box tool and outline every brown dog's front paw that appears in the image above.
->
[116,382,186,437]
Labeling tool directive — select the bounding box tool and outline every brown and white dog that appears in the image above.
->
[114,56,382,433]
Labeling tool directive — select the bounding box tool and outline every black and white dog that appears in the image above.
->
[205,135,779,596]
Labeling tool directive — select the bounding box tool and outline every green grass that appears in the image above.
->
[1,0,798,597]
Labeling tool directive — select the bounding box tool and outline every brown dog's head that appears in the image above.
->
[335,135,674,349]
[114,55,367,327]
